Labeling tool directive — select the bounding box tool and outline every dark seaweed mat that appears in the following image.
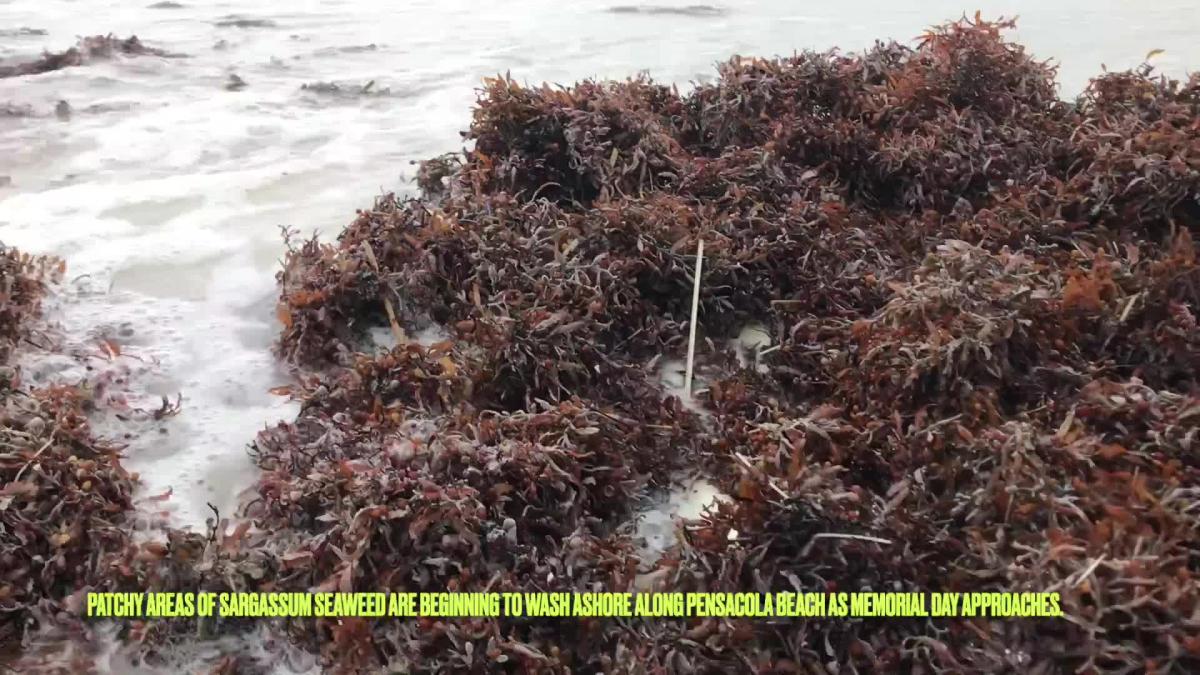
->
[253,16,1200,674]
[12,15,1200,675]
[0,35,174,79]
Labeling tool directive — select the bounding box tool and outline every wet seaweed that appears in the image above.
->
[0,35,175,79]
[214,16,278,29]
[0,103,36,118]
[606,5,728,17]
[255,15,1199,673]
[299,80,393,99]
[225,74,248,92]
[0,28,48,38]
[0,246,138,650]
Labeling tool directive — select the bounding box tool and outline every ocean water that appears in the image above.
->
[1,0,1197,572]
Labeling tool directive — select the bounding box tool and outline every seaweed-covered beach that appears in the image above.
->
[2,8,1199,675]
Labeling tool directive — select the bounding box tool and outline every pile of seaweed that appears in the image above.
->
[255,16,1200,673]
[0,35,174,79]
[0,246,137,650]
[9,15,1200,675]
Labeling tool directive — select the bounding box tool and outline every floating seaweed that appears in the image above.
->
[0,28,48,37]
[0,102,36,118]
[214,16,278,29]
[299,80,392,99]
[0,35,176,79]
[225,74,248,91]
[311,44,380,57]
[606,5,727,17]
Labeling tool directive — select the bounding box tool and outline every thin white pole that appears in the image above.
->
[684,239,704,400]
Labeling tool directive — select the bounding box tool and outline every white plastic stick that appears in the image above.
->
[684,239,704,399]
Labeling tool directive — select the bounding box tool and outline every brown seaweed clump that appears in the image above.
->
[0,35,175,79]
[0,246,137,648]
[253,15,1200,673]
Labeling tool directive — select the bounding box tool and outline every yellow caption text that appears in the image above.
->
[86,592,1062,619]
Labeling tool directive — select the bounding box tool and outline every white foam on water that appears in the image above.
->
[367,321,452,353]
[27,623,321,675]
[414,323,452,346]
[635,476,730,558]
[657,356,712,418]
